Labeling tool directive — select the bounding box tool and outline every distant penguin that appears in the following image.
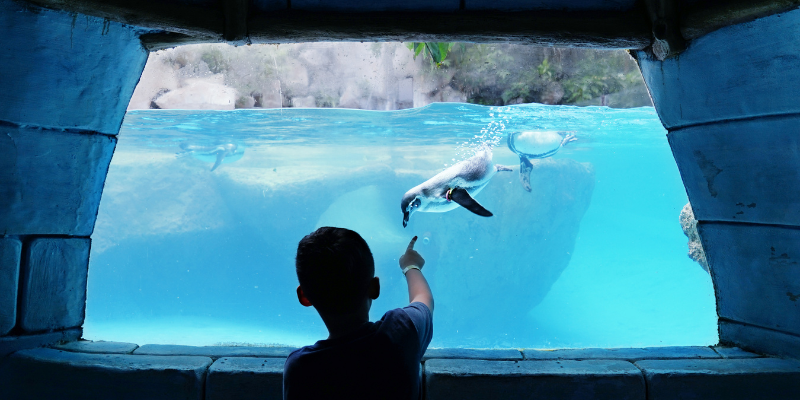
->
[507,131,576,192]
[178,143,239,171]
[400,146,512,227]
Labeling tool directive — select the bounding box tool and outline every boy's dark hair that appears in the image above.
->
[296,227,375,314]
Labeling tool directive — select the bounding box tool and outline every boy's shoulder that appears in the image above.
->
[287,302,432,362]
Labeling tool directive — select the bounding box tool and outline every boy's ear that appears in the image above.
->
[297,285,313,307]
[368,277,380,300]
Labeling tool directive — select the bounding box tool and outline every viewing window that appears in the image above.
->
[84,43,717,348]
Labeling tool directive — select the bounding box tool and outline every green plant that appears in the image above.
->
[201,47,230,74]
[406,42,455,67]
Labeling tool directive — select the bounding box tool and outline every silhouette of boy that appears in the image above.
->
[284,227,433,400]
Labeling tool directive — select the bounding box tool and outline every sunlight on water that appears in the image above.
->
[84,103,718,349]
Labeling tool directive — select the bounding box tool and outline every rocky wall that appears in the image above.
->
[636,8,800,358]
[0,0,147,356]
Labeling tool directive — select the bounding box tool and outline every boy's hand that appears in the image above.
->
[400,236,433,312]
[399,236,425,271]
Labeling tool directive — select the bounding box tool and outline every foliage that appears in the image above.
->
[415,44,647,107]
[406,42,455,68]
[561,52,642,103]
[200,47,230,74]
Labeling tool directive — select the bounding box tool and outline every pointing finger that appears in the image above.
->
[407,236,418,251]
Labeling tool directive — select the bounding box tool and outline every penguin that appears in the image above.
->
[400,146,512,227]
[507,131,576,192]
[177,142,239,171]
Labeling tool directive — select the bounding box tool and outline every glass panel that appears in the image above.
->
[84,43,717,349]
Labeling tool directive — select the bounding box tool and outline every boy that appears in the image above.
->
[284,227,433,400]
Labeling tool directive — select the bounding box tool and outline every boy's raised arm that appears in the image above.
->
[399,236,434,312]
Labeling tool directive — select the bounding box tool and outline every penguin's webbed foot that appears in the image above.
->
[519,156,533,192]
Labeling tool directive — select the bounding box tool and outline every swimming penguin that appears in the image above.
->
[400,146,512,227]
[177,142,239,171]
[507,131,576,192]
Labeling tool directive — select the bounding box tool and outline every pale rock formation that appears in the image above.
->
[680,202,709,272]
[154,75,238,110]
[128,53,180,110]
[291,95,316,108]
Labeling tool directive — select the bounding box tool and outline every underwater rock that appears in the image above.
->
[680,202,709,272]
[422,158,595,339]
[91,150,235,254]
[92,148,594,338]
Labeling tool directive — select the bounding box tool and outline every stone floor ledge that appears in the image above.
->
[0,328,81,358]
[423,348,523,361]
[523,346,721,361]
[53,339,138,354]
[206,357,285,400]
[425,359,645,400]
[635,358,800,400]
[134,344,297,359]
[0,347,212,400]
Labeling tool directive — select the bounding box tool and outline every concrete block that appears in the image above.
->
[466,0,634,11]
[636,8,800,129]
[712,346,761,359]
[669,117,800,225]
[635,358,800,400]
[54,340,138,354]
[0,348,212,400]
[720,320,800,360]
[523,346,720,361]
[134,344,296,359]
[206,357,284,400]
[292,0,459,12]
[699,223,800,336]
[0,328,81,358]
[0,125,116,236]
[19,238,90,332]
[0,238,21,335]
[0,0,148,134]
[424,348,522,361]
[425,359,645,400]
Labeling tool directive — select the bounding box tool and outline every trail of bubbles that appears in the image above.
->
[444,106,513,168]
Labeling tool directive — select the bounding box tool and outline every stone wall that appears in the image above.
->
[635,8,800,358]
[1,2,799,399]
[3,341,800,399]
[0,0,147,356]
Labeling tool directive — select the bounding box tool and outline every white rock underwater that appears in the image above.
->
[400,146,512,227]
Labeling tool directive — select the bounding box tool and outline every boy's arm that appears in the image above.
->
[399,236,434,312]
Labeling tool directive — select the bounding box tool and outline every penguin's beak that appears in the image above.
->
[403,211,410,228]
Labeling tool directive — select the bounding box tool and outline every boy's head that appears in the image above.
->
[296,227,376,314]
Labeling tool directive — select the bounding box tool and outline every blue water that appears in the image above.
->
[84,103,718,349]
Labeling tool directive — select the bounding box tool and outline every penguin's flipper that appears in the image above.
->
[210,151,225,171]
[519,155,533,192]
[449,188,493,217]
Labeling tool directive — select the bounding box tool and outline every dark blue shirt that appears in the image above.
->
[283,302,433,400]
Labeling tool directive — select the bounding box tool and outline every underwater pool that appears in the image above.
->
[84,103,718,349]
